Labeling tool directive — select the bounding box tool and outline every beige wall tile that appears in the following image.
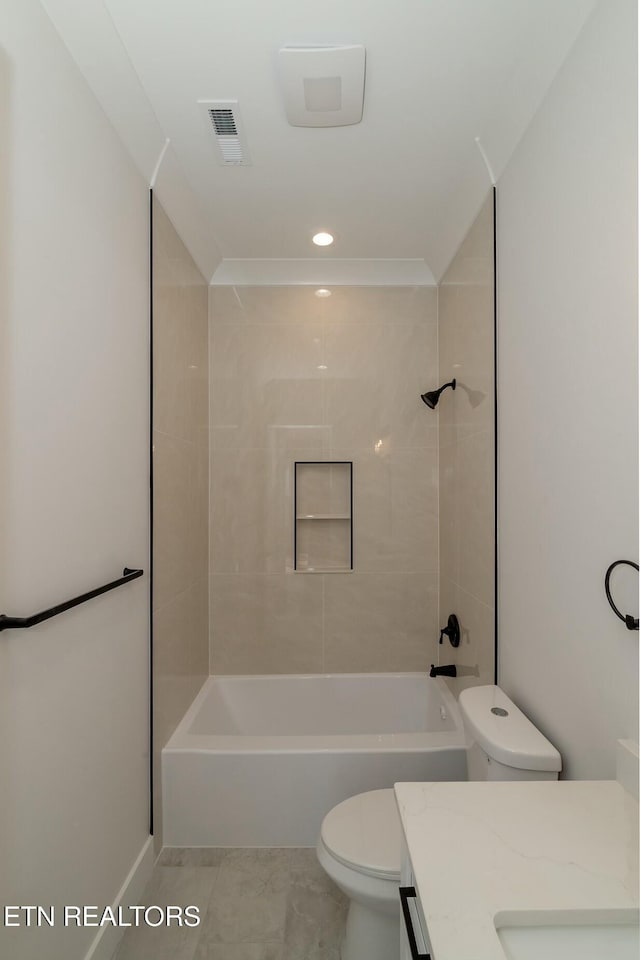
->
[210,322,325,450]
[324,320,438,451]
[189,576,210,679]
[153,430,208,607]
[210,447,329,575]
[154,286,209,443]
[438,429,494,606]
[152,579,209,853]
[313,286,437,324]
[324,572,438,673]
[455,431,494,606]
[438,579,495,697]
[438,287,494,439]
[438,191,495,693]
[209,285,441,675]
[154,583,208,699]
[152,197,209,847]
[210,285,324,325]
[330,447,438,574]
[153,430,193,607]
[438,432,458,587]
[210,447,288,575]
[209,285,437,326]
[210,574,323,674]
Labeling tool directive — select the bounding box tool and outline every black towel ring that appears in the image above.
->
[604,560,639,631]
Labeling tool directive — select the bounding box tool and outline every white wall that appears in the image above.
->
[497,0,638,779]
[0,2,150,958]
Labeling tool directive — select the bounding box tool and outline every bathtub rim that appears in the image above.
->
[163,672,465,756]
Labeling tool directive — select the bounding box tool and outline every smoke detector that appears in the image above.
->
[199,100,251,165]
[277,45,366,128]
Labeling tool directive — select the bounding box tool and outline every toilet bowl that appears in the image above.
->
[316,684,562,960]
[316,789,401,960]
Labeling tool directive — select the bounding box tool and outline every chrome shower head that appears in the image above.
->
[420,378,456,409]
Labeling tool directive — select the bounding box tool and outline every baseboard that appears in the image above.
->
[83,836,154,960]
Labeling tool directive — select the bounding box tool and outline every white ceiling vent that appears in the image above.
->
[199,100,251,166]
[277,45,365,127]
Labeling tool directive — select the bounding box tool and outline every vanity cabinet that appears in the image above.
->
[399,841,433,960]
[395,775,639,960]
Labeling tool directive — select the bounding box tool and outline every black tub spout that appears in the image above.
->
[430,664,457,678]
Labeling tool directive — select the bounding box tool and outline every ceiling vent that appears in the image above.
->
[199,100,251,166]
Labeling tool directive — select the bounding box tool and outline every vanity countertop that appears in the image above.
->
[394,779,639,960]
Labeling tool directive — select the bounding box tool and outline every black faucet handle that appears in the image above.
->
[439,614,460,648]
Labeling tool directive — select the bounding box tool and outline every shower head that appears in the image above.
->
[420,379,456,409]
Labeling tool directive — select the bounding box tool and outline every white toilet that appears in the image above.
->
[316,684,562,960]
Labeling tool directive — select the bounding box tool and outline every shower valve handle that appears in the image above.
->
[439,613,460,648]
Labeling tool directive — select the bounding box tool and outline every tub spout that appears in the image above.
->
[430,664,457,678]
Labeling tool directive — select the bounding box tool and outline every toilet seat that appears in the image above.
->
[320,788,402,881]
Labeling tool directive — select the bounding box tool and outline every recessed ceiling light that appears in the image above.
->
[312,232,334,247]
[315,288,332,298]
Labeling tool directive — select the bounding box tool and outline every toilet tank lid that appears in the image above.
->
[458,686,562,772]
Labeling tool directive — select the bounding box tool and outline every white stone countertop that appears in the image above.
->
[394,779,639,960]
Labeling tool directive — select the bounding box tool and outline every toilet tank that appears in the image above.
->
[458,685,562,781]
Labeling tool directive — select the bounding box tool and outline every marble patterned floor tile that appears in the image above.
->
[283,849,347,960]
[159,847,228,867]
[115,924,201,960]
[199,849,291,943]
[144,866,220,906]
[112,849,347,960]
[114,867,219,960]
[194,937,284,960]
[200,889,288,945]
[288,849,336,891]
[215,848,292,897]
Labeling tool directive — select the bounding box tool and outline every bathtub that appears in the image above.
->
[162,673,466,847]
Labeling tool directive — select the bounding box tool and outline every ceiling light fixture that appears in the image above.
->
[312,232,334,247]
[315,288,332,298]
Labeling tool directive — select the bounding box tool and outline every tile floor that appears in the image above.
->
[114,848,348,960]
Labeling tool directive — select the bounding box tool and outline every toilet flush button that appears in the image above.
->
[491,707,508,717]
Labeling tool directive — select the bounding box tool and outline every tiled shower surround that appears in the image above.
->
[439,192,496,693]
[152,198,209,847]
[208,286,440,673]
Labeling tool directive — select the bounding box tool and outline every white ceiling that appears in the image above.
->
[41,0,596,282]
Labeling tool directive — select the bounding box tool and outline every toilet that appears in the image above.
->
[316,684,562,960]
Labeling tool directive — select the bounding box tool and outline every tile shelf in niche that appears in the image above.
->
[296,514,351,520]
[294,461,353,573]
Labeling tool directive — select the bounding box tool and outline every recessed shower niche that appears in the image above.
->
[294,461,353,573]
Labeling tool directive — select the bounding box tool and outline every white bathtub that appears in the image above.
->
[162,673,466,847]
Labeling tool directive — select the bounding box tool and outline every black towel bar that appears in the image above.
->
[604,560,639,631]
[0,567,144,632]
